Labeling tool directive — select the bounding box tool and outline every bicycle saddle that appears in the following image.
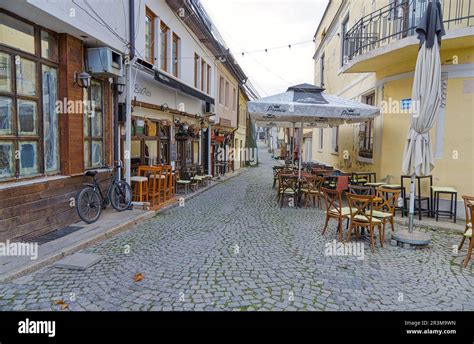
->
[85,171,98,177]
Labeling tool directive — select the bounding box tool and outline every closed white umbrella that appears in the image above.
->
[400,0,445,241]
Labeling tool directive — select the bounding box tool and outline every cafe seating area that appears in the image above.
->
[130,164,213,208]
[273,161,473,258]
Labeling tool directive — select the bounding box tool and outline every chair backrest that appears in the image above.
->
[336,176,350,192]
[273,166,284,178]
[462,195,474,225]
[375,187,401,214]
[349,185,372,196]
[347,193,374,222]
[322,187,343,216]
[279,174,298,193]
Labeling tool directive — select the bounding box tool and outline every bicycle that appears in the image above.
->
[76,165,132,224]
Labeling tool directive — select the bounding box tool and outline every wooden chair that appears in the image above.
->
[138,166,161,206]
[278,174,298,208]
[346,194,383,252]
[301,176,324,208]
[459,195,474,267]
[159,165,173,201]
[349,185,372,196]
[130,176,149,202]
[272,166,284,188]
[371,187,401,233]
[321,187,352,241]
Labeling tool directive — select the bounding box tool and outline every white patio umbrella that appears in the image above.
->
[401,0,445,239]
[248,83,380,179]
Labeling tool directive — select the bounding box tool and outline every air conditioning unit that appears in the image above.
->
[204,101,215,114]
[86,47,123,77]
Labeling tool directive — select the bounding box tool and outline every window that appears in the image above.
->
[320,53,325,87]
[341,16,349,66]
[232,88,237,111]
[145,8,155,64]
[41,30,58,62]
[0,13,35,54]
[206,65,211,94]
[194,54,201,89]
[0,14,59,180]
[358,93,375,159]
[225,81,229,107]
[160,21,169,71]
[318,128,324,150]
[331,126,339,154]
[219,76,224,104]
[84,79,104,168]
[201,59,206,92]
[172,33,180,77]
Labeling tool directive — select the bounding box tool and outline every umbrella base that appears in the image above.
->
[392,229,432,248]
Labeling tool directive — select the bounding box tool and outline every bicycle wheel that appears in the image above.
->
[109,180,132,212]
[76,187,102,224]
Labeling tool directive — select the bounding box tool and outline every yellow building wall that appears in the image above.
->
[311,0,474,206]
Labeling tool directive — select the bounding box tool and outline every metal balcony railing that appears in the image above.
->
[344,0,474,63]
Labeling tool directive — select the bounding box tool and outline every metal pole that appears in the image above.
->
[291,122,295,162]
[408,174,416,232]
[124,62,132,185]
[298,122,303,180]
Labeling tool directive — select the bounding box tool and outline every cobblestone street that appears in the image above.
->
[0,145,472,311]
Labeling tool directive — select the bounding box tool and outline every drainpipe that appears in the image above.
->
[125,0,135,184]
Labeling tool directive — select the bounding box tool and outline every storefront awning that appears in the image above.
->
[154,70,215,105]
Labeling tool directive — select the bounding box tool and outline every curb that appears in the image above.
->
[0,211,155,283]
[393,217,465,235]
[1,168,248,283]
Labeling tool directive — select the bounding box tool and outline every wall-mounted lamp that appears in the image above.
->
[114,78,126,95]
[74,71,91,88]
[161,103,169,112]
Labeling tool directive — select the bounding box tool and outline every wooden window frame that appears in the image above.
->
[172,33,180,77]
[219,76,224,104]
[206,65,211,94]
[160,21,169,71]
[358,93,375,159]
[84,79,105,169]
[0,10,59,182]
[201,59,206,92]
[145,7,156,65]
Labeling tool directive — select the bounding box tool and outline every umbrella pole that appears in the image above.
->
[408,174,416,233]
[298,122,303,180]
[292,122,295,162]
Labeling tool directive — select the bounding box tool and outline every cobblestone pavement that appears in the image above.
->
[0,145,473,311]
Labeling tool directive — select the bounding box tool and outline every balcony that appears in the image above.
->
[342,0,474,74]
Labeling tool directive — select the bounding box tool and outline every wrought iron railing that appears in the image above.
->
[344,0,474,63]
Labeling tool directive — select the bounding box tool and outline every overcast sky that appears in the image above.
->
[200,0,329,97]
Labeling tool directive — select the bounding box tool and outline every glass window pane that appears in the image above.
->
[84,141,90,168]
[0,97,13,135]
[0,52,12,93]
[145,140,158,165]
[193,141,199,164]
[90,80,102,108]
[42,65,59,172]
[91,111,102,137]
[160,140,169,164]
[16,57,36,96]
[84,113,89,138]
[91,140,102,167]
[0,141,14,179]
[41,30,58,61]
[0,13,35,54]
[17,99,37,135]
[19,141,38,176]
[131,140,141,158]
